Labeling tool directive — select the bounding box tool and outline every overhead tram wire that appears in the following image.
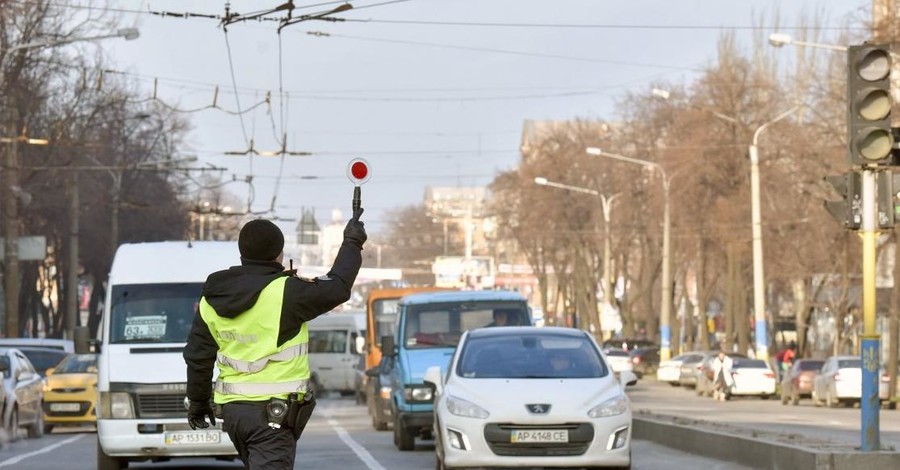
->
[8,1,865,32]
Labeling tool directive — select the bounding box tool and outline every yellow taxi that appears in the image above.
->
[42,353,97,432]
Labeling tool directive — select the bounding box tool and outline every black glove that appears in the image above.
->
[187,399,216,430]
[344,207,367,248]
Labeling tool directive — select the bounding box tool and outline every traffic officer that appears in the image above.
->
[183,209,366,469]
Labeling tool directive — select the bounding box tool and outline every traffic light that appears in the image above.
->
[824,172,862,229]
[847,43,894,166]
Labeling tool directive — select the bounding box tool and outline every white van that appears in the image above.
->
[81,241,240,470]
[307,312,365,395]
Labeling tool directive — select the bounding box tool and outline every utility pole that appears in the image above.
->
[2,107,20,337]
[66,170,79,340]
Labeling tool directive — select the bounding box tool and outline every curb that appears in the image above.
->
[633,415,900,470]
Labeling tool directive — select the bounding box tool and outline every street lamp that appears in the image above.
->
[768,33,847,52]
[749,106,799,362]
[1,27,140,339]
[534,177,621,319]
[584,147,673,361]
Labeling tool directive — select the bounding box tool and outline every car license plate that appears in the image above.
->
[164,430,221,445]
[49,403,81,412]
[510,429,569,443]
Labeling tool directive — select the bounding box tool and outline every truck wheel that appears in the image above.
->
[394,412,415,451]
[97,440,127,470]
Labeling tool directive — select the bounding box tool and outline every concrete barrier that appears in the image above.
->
[634,413,900,470]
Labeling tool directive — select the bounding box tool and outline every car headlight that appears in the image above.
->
[99,392,134,419]
[446,395,490,419]
[404,385,433,403]
[379,386,392,400]
[588,395,628,418]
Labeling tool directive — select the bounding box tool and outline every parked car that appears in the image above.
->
[629,347,660,378]
[780,358,825,405]
[0,347,45,439]
[16,347,69,378]
[728,358,777,399]
[656,352,698,386]
[678,351,714,389]
[602,338,657,352]
[41,353,98,433]
[603,348,634,376]
[813,355,890,407]
[695,352,747,397]
[426,326,636,470]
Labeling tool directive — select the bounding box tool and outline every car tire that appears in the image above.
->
[373,400,388,431]
[43,423,54,434]
[394,411,415,451]
[781,388,789,405]
[26,410,43,438]
[98,440,127,470]
[812,389,821,407]
[826,389,837,408]
[791,390,800,406]
[7,408,18,442]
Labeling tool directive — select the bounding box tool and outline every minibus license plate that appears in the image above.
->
[510,429,568,443]
[165,430,221,445]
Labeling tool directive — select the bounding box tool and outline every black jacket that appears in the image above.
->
[183,241,362,402]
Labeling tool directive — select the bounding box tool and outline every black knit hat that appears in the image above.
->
[238,219,284,261]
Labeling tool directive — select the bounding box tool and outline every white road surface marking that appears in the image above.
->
[0,434,86,468]
[327,418,387,470]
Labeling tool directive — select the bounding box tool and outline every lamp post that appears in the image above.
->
[768,33,848,52]
[534,177,621,318]
[585,147,673,361]
[748,106,798,361]
[1,27,140,338]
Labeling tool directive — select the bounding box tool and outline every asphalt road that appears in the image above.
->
[0,391,756,470]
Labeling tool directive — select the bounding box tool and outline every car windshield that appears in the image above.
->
[308,330,348,353]
[605,349,629,357]
[457,333,609,379]
[53,354,98,374]
[838,359,862,369]
[109,283,202,344]
[798,360,825,371]
[402,301,527,349]
[733,359,768,369]
[20,349,68,375]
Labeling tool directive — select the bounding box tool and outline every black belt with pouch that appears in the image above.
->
[286,389,317,439]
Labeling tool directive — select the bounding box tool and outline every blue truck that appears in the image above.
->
[384,290,531,451]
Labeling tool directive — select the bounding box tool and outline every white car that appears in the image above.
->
[728,358,777,398]
[603,348,634,376]
[812,355,890,407]
[0,347,44,440]
[426,326,636,470]
[656,353,692,385]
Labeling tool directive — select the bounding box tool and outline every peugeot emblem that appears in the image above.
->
[526,404,551,414]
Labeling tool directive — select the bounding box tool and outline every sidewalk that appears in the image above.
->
[632,404,900,469]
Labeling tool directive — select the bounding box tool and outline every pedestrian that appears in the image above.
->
[711,350,734,401]
[183,208,367,469]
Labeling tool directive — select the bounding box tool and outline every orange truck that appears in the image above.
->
[364,287,449,371]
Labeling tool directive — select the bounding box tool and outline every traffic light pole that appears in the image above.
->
[860,168,881,451]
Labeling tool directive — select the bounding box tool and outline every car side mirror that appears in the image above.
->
[619,370,638,387]
[355,336,365,355]
[381,335,396,357]
[423,366,443,397]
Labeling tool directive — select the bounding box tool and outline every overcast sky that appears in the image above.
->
[101,0,866,235]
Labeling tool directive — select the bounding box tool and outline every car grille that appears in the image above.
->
[42,401,92,417]
[135,393,185,418]
[49,387,87,393]
[483,423,593,456]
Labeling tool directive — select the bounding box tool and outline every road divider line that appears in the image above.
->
[0,434,86,468]
[327,418,387,470]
